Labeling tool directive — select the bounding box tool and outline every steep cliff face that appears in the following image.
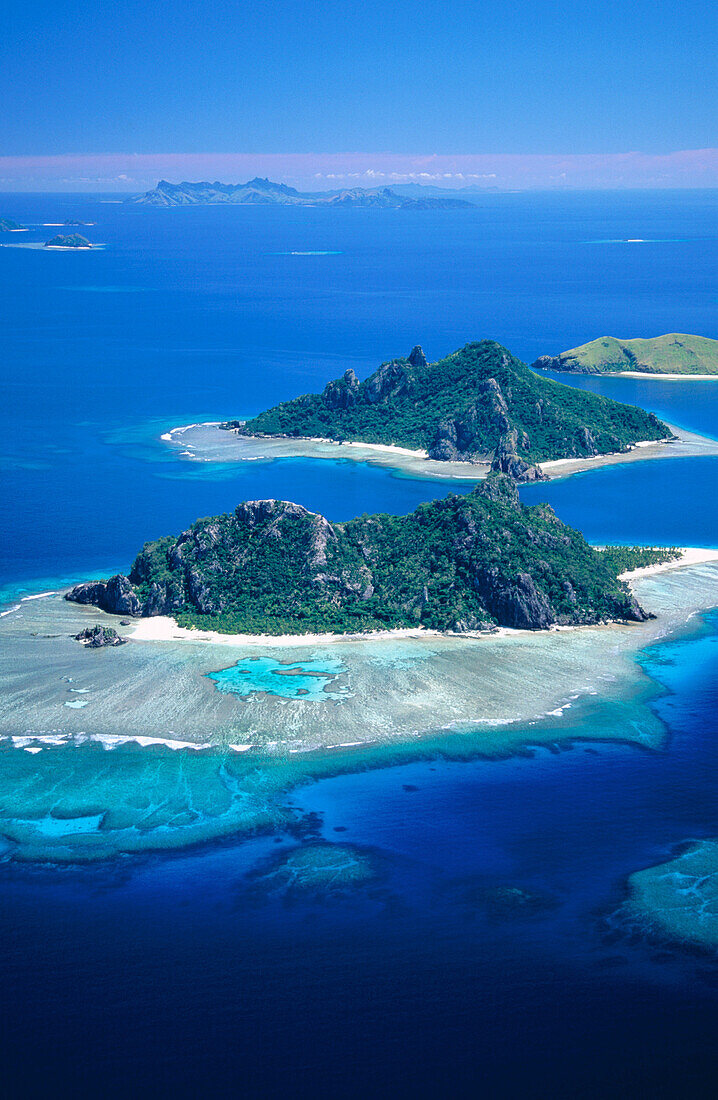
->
[66,475,652,635]
[233,341,670,480]
[68,574,142,616]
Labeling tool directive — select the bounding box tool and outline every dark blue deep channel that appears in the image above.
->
[1,192,718,1098]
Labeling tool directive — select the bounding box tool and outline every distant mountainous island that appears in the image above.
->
[533,334,718,376]
[224,341,670,481]
[44,234,93,249]
[0,217,26,232]
[66,474,670,635]
[129,177,474,209]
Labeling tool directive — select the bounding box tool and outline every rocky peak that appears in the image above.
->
[491,429,546,483]
[364,360,410,404]
[479,377,510,433]
[408,345,427,369]
[323,369,359,409]
[235,499,316,526]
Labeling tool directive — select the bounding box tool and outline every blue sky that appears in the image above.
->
[3,0,716,157]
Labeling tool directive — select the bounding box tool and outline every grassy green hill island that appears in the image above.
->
[224,341,671,480]
[533,334,718,376]
[66,473,675,635]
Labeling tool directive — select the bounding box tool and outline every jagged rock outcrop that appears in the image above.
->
[364,360,410,404]
[408,345,427,369]
[491,429,546,482]
[322,369,359,410]
[428,419,468,462]
[74,625,126,648]
[576,427,598,456]
[66,575,142,616]
[474,568,555,630]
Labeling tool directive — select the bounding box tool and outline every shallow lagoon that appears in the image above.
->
[207,655,349,701]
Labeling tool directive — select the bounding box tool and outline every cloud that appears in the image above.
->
[0,150,716,191]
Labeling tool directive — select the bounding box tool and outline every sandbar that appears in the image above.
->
[161,420,718,483]
[610,371,718,381]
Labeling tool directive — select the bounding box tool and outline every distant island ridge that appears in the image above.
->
[0,217,27,232]
[533,334,718,377]
[129,177,475,209]
[222,340,671,481]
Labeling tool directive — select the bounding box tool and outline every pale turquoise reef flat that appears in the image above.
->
[624,840,718,950]
[0,562,717,861]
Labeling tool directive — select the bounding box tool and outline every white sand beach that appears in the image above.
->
[613,371,718,381]
[618,547,718,581]
[127,548,718,648]
[162,420,718,483]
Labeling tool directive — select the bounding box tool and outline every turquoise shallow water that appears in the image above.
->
[207,655,349,700]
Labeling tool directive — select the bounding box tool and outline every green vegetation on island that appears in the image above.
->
[533,334,718,376]
[0,217,27,231]
[66,473,675,636]
[228,340,670,478]
[44,234,92,249]
[597,545,681,575]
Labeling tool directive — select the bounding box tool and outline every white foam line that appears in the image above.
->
[11,735,69,748]
[0,605,21,617]
[5,732,215,752]
[162,421,222,441]
[88,733,212,751]
[21,590,57,601]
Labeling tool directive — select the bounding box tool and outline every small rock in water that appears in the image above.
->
[73,624,126,648]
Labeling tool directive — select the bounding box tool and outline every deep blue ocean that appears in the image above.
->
[1,191,718,1097]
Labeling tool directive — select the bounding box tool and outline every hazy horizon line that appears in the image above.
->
[0,149,717,193]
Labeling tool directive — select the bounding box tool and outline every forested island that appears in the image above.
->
[44,234,93,249]
[129,178,473,209]
[0,217,26,231]
[66,473,675,636]
[533,334,718,376]
[225,341,671,480]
